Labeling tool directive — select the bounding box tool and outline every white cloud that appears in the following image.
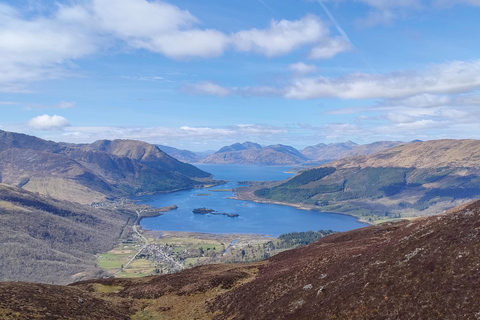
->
[0,1,350,91]
[288,61,318,74]
[47,124,288,146]
[91,0,198,38]
[309,37,351,59]
[182,81,232,97]
[0,4,97,91]
[284,60,480,100]
[90,0,229,58]
[189,60,480,100]
[380,94,451,108]
[232,15,333,57]
[385,112,417,123]
[28,114,70,130]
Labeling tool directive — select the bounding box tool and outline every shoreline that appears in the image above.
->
[134,179,227,197]
[141,229,276,240]
[230,187,373,226]
[231,195,373,226]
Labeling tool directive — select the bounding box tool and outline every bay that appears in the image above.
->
[138,164,368,236]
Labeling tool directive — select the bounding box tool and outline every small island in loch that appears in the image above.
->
[192,207,215,214]
[193,208,239,217]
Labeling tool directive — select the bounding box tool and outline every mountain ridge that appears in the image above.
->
[300,140,405,162]
[0,130,217,204]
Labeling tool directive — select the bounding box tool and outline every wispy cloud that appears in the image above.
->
[316,0,352,43]
[181,81,232,97]
[288,62,319,75]
[232,15,347,58]
[0,100,75,110]
[186,59,480,100]
[41,124,289,147]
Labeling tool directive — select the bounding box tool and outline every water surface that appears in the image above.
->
[139,164,367,236]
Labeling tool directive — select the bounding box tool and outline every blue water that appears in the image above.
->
[138,164,368,236]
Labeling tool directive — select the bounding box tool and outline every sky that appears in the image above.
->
[1,0,480,151]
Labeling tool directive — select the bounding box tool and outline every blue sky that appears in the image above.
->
[1,0,480,151]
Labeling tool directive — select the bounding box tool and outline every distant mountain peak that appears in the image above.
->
[215,141,262,154]
[204,142,306,165]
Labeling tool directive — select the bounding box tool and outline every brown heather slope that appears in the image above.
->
[4,199,480,319]
[329,139,480,169]
[0,282,131,320]
[300,140,405,163]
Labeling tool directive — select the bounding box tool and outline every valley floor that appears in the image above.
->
[97,229,279,277]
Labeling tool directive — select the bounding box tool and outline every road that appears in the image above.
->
[121,210,150,270]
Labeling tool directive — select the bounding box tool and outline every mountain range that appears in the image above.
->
[248,139,480,222]
[161,140,407,165]
[3,198,480,319]
[300,140,405,162]
[0,130,219,204]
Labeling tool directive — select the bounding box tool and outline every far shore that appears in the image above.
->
[231,186,373,226]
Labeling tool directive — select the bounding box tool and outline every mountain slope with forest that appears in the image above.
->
[0,184,134,285]
[3,199,480,319]
[248,139,480,222]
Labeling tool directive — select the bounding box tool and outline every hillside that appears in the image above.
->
[3,199,480,319]
[301,140,405,162]
[157,145,204,163]
[0,184,135,285]
[249,139,480,222]
[84,140,210,178]
[0,130,218,204]
[329,139,480,168]
[202,142,308,165]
